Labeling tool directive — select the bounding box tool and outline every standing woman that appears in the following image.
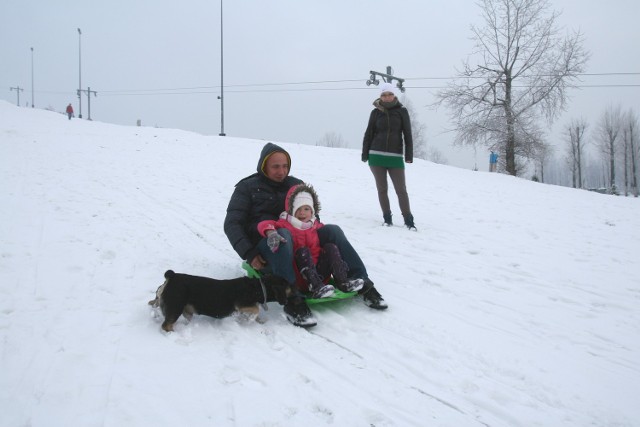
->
[362,82,416,230]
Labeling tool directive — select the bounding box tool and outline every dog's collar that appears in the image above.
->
[258,277,268,311]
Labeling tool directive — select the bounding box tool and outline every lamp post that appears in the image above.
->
[218,0,226,136]
[30,47,34,108]
[77,28,83,118]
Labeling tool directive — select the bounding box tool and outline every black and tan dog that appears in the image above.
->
[148,270,292,332]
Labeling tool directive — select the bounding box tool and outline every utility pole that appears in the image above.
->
[365,65,406,92]
[78,87,97,120]
[10,86,24,106]
[30,47,35,108]
[218,0,226,136]
[78,28,83,118]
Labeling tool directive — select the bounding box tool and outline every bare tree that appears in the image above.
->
[436,0,588,176]
[401,97,428,160]
[622,109,639,197]
[399,96,449,164]
[622,123,630,196]
[427,146,449,165]
[316,131,347,148]
[629,110,639,197]
[597,105,622,195]
[533,142,552,182]
[565,118,588,188]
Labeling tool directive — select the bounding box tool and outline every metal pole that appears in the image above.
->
[219,0,225,136]
[78,28,83,118]
[30,47,34,108]
[10,86,23,106]
[86,87,97,120]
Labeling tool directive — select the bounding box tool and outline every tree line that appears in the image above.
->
[542,107,638,196]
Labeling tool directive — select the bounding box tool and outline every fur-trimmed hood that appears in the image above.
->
[284,183,321,217]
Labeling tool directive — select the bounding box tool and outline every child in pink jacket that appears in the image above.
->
[258,183,364,298]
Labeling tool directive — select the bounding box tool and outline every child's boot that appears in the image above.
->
[295,247,335,298]
[323,243,364,293]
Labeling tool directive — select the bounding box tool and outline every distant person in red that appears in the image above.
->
[66,103,74,120]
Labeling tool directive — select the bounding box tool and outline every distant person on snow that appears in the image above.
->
[66,103,74,120]
[489,151,499,172]
[224,142,387,328]
[257,183,364,299]
[362,82,416,230]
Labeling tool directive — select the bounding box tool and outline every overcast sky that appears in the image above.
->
[2,0,639,169]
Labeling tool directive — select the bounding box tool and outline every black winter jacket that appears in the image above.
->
[224,143,303,262]
[362,99,413,162]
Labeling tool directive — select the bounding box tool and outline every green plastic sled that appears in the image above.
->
[241,262,357,305]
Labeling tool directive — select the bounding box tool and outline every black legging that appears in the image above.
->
[369,165,411,216]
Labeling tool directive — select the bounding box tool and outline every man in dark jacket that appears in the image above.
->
[224,142,387,327]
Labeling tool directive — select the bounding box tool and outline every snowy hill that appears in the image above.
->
[1,101,639,427]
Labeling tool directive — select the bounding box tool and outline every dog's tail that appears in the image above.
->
[164,270,176,279]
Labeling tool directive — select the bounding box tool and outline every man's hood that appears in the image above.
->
[257,142,292,178]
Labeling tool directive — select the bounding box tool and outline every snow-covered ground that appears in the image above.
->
[1,101,639,427]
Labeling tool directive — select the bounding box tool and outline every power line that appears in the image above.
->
[100,72,640,92]
[575,72,640,76]
[97,79,366,95]
[98,83,640,96]
[94,71,640,95]
[408,84,640,89]
[99,87,378,96]
[9,72,639,98]
[405,72,640,80]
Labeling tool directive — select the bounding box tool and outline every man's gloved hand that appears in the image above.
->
[266,231,287,253]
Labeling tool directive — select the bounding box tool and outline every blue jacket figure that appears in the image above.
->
[489,151,499,172]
